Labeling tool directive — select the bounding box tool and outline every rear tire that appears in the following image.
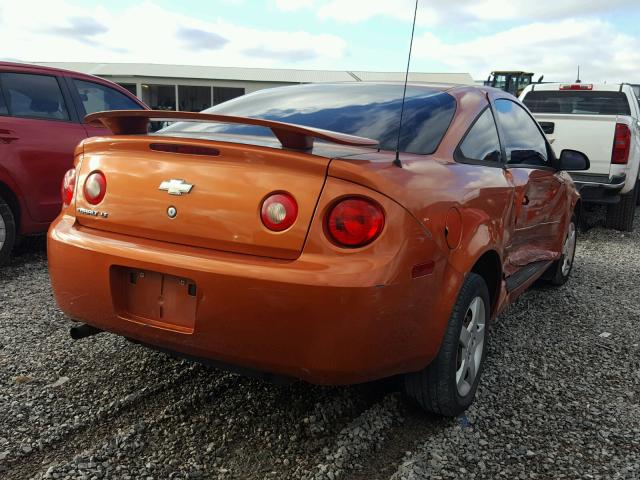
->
[402,273,490,417]
[0,195,17,266]
[543,215,577,286]
[606,183,637,231]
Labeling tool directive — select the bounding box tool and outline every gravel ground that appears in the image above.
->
[1,208,639,480]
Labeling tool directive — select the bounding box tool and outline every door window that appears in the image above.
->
[0,73,69,121]
[458,108,502,163]
[141,84,176,110]
[73,79,142,114]
[213,86,245,105]
[494,99,548,166]
[178,85,211,111]
[0,84,7,115]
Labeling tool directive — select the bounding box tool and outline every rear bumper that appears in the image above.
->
[48,215,449,385]
[570,173,626,204]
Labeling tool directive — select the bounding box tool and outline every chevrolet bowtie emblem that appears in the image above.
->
[159,179,194,196]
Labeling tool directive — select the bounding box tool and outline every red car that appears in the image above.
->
[0,62,147,263]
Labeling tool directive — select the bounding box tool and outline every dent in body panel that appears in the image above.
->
[503,168,568,275]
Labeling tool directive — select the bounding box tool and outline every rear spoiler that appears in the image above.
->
[85,110,379,151]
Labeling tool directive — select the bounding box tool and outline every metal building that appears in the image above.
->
[35,62,474,111]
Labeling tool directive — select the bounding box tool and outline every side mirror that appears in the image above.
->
[558,149,590,171]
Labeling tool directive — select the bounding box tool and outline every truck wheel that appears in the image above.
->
[0,195,17,265]
[402,273,490,417]
[543,215,577,286]
[606,183,637,232]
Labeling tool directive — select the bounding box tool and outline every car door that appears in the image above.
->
[0,71,87,225]
[64,76,146,138]
[493,97,567,273]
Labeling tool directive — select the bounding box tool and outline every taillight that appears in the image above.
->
[84,171,107,205]
[61,168,76,206]
[326,197,384,248]
[612,123,631,165]
[559,84,593,90]
[261,192,298,231]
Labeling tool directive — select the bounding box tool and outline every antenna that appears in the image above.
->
[393,0,419,168]
[576,65,581,83]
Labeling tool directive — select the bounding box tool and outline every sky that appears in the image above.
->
[0,0,639,83]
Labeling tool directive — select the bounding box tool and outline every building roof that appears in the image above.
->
[32,62,474,85]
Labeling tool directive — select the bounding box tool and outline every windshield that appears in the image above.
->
[522,90,631,115]
[493,75,507,90]
[159,83,457,155]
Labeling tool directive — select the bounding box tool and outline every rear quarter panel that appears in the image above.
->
[328,87,514,323]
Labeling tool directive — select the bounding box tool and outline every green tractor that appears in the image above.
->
[484,71,541,97]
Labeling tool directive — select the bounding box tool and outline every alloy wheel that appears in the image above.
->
[456,296,486,397]
[0,213,5,251]
[561,221,577,276]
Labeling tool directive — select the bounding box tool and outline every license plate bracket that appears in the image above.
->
[111,267,197,333]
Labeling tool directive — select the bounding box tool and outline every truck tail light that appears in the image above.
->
[326,197,384,248]
[559,84,593,90]
[611,123,631,165]
[61,168,76,206]
[84,171,107,205]
[261,192,298,231]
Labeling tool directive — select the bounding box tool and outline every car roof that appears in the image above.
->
[253,81,499,97]
[0,61,112,83]
[0,61,148,108]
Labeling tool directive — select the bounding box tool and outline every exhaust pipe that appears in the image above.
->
[70,324,102,340]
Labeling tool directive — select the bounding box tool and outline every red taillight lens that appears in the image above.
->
[559,84,593,90]
[612,123,631,165]
[61,168,76,206]
[261,192,298,231]
[83,171,107,205]
[326,197,385,248]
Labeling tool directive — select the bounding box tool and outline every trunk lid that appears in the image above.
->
[74,137,331,259]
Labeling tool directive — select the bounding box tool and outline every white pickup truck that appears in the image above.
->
[520,83,640,231]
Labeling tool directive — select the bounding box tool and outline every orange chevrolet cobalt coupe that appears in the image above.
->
[48,83,588,416]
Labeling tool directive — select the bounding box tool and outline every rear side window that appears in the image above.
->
[523,91,631,116]
[73,79,142,115]
[458,109,502,164]
[494,99,549,166]
[0,73,69,121]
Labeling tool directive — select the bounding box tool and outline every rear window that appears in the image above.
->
[73,79,142,114]
[160,83,457,154]
[522,90,631,116]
